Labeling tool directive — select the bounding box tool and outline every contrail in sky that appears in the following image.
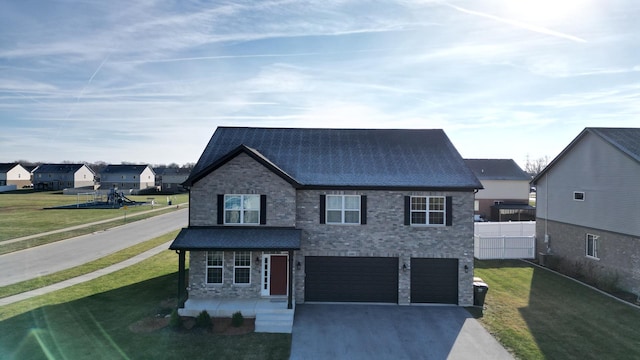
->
[442,2,587,43]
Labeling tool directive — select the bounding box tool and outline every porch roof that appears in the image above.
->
[169,226,301,251]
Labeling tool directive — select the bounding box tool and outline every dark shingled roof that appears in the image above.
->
[590,128,640,163]
[0,163,20,173]
[186,127,482,189]
[533,127,640,184]
[33,164,92,174]
[464,159,530,180]
[169,227,301,250]
[102,164,154,175]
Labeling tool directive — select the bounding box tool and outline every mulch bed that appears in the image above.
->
[129,316,255,335]
[129,299,254,335]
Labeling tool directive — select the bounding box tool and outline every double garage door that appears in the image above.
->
[305,256,458,304]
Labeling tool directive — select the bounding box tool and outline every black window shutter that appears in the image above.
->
[319,194,326,224]
[360,195,367,225]
[260,195,267,225]
[446,196,453,226]
[217,194,224,224]
[404,196,411,225]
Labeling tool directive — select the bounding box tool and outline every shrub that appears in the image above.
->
[169,308,182,329]
[232,311,244,327]
[196,310,212,329]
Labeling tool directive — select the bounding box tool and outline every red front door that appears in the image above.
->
[270,255,288,295]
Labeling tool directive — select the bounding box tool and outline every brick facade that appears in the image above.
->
[536,219,640,295]
[187,152,475,306]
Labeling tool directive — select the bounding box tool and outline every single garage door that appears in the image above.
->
[410,258,459,304]
[305,256,398,303]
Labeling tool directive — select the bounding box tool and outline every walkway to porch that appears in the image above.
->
[178,297,295,333]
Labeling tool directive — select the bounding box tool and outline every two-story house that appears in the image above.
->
[153,167,190,193]
[99,164,156,193]
[532,127,640,296]
[465,159,534,221]
[32,164,95,190]
[0,163,31,189]
[170,127,482,320]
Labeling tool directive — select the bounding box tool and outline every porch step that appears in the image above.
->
[255,311,295,333]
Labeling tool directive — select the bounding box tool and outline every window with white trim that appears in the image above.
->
[225,195,260,224]
[234,251,251,284]
[411,196,445,225]
[586,234,599,259]
[326,195,361,224]
[206,251,223,284]
[574,191,585,201]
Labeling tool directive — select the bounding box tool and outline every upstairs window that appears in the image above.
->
[320,195,366,224]
[410,196,445,225]
[224,194,260,224]
[574,191,585,201]
[586,234,599,259]
[217,194,266,225]
[405,196,452,226]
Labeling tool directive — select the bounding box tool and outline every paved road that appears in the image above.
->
[0,209,188,287]
[290,304,513,360]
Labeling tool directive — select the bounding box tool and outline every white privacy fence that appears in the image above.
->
[474,222,536,260]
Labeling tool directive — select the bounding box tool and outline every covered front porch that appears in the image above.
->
[169,226,301,333]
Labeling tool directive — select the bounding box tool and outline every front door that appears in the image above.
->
[261,255,288,296]
[270,255,288,295]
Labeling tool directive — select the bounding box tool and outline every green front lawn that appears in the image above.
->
[473,260,640,359]
[0,191,188,241]
[0,249,290,360]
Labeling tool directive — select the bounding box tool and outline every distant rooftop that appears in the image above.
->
[464,159,530,181]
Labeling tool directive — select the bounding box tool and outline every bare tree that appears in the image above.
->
[524,155,550,177]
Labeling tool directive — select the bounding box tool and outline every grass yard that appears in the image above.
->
[0,247,291,360]
[473,260,640,360]
[0,191,187,241]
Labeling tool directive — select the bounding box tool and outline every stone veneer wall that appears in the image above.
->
[536,219,640,296]
[295,189,475,306]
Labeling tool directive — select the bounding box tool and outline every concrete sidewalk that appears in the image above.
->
[0,241,172,307]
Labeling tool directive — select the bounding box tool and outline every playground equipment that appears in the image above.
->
[107,188,138,208]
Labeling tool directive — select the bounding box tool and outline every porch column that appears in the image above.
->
[177,250,186,308]
[288,250,294,309]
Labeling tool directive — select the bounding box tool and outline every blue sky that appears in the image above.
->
[1,0,639,168]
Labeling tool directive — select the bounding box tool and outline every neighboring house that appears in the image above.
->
[465,159,534,222]
[532,127,640,296]
[154,167,190,193]
[32,164,95,190]
[169,127,482,315]
[0,163,31,188]
[99,164,156,193]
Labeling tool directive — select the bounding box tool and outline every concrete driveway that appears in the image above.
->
[290,304,513,360]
